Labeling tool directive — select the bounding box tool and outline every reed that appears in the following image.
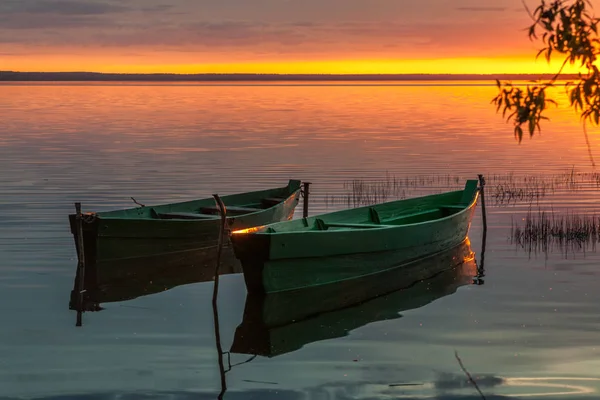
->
[511,207,600,256]
[325,167,600,208]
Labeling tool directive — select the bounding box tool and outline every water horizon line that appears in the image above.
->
[0,71,580,82]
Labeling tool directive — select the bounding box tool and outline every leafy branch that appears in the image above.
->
[493,0,600,150]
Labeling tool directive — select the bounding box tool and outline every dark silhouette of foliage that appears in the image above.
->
[493,0,600,147]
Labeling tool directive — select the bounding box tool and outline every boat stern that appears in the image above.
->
[230,229,273,294]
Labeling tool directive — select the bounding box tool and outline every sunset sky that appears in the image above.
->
[0,0,591,74]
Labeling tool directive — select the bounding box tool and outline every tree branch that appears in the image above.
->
[455,351,486,400]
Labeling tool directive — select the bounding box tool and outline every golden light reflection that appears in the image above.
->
[392,377,600,398]
[504,377,600,397]
[231,226,265,235]
[3,80,598,175]
[463,252,476,263]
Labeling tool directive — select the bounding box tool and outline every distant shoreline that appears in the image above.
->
[0,71,579,82]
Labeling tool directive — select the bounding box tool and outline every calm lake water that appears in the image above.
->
[2,81,600,399]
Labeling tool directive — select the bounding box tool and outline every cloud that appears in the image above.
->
[0,0,129,15]
[0,15,117,31]
[0,0,129,32]
[0,18,527,59]
[140,4,175,13]
[0,0,532,59]
[456,7,507,12]
[69,20,437,52]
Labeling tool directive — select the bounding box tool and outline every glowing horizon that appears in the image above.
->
[2,56,586,75]
[0,0,594,76]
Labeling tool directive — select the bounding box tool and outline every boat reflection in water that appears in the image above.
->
[68,244,241,312]
[230,238,481,358]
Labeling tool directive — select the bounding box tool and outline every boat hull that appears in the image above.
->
[231,181,479,294]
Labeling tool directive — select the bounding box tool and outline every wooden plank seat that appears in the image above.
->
[200,205,262,215]
[154,211,219,220]
[439,205,465,216]
[369,207,381,224]
[382,209,441,225]
[326,222,384,229]
[314,218,382,230]
[261,197,286,207]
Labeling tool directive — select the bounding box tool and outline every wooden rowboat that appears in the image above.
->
[231,240,478,357]
[68,179,301,280]
[230,179,480,294]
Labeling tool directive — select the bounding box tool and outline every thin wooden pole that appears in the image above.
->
[211,194,227,399]
[302,181,311,219]
[74,202,86,327]
[476,175,487,286]
[475,230,487,285]
[477,174,487,232]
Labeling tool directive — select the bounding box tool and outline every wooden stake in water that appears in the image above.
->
[475,209,487,285]
[302,181,311,219]
[74,202,86,327]
[211,194,228,399]
[477,174,487,232]
[475,174,487,286]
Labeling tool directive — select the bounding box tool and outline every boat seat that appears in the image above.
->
[459,180,479,204]
[439,205,465,217]
[261,197,286,207]
[383,209,441,225]
[369,207,381,224]
[314,218,382,230]
[315,218,327,230]
[326,222,383,229]
[154,211,219,220]
[200,205,262,215]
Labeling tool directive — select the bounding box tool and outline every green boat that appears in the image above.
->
[231,240,478,357]
[230,179,480,294]
[69,179,302,280]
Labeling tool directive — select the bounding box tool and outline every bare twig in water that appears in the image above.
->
[242,379,279,385]
[455,351,486,400]
[388,383,424,387]
[131,197,145,207]
[222,352,257,372]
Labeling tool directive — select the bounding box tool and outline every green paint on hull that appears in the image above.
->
[230,240,477,357]
[231,180,479,294]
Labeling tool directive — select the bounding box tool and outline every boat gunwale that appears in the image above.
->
[91,183,301,222]
[247,186,480,236]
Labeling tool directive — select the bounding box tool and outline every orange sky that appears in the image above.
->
[0,0,595,74]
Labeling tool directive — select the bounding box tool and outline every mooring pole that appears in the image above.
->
[477,174,487,232]
[302,181,311,219]
[211,194,228,399]
[475,229,487,285]
[74,202,86,327]
[475,174,487,286]
[211,194,227,302]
